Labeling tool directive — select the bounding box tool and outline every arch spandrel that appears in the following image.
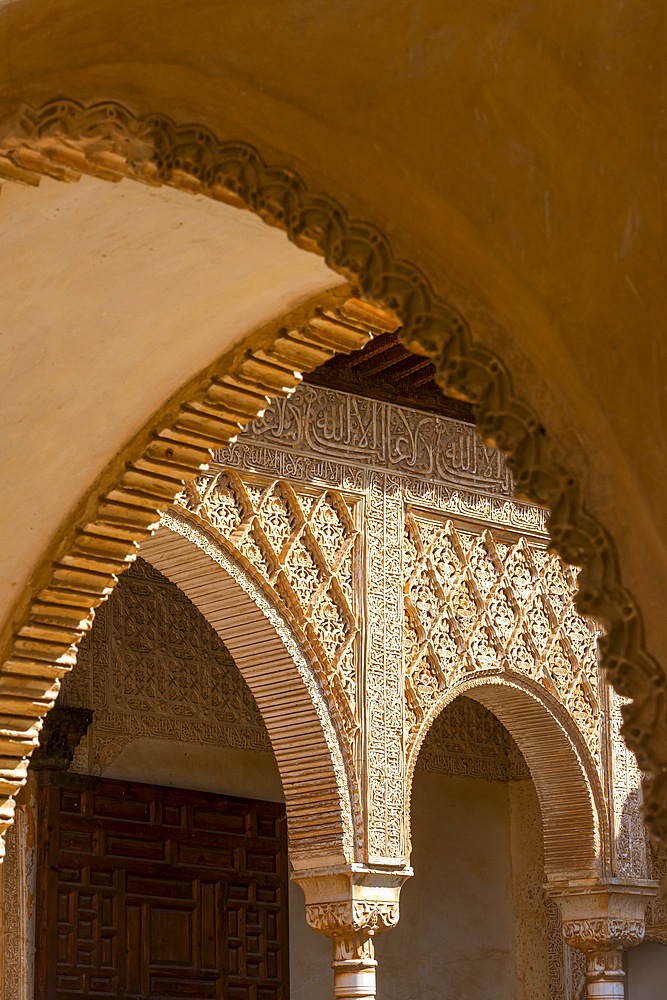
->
[403,512,602,764]
[140,516,360,871]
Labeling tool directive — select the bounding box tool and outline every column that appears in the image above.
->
[293,867,410,999]
[548,878,658,1000]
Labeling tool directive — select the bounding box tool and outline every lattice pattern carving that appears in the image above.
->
[645,840,667,943]
[62,558,271,773]
[404,513,601,758]
[181,469,361,743]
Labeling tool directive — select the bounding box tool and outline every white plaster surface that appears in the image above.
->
[0,174,343,632]
[626,941,667,999]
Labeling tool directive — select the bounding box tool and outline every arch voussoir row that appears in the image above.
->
[140,518,359,870]
[0,96,665,855]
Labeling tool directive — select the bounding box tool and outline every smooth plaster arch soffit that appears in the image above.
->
[0,98,664,849]
[407,676,606,880]
[139,516,358,872]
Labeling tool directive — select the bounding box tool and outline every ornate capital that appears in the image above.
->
[294,866,409,998]
[562,918,643,990]
[562,916,644,954]
[549,878,656,994]
[305,898,399,941]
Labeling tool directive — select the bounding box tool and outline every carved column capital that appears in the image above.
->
[547,878,658,999]
[561,918,644,997]
[294,866,410,999]
[561,917,645,954]
[305,898,400,939]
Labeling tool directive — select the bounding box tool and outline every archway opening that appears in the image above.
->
[5,554,350,1000]
[376,695,584,1000]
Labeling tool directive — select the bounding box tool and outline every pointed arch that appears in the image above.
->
[140,514,359,872]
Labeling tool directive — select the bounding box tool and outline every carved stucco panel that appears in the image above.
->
[242,385,513,496]
[364,472,405,862]
[62,558,273,774]
[608,689,651,880]
[403,512,602,765]
[178,468,363,769]
[217,384,624,868]
[416,696,529,782]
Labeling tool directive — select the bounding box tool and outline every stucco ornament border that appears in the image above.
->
[0,97,665,849]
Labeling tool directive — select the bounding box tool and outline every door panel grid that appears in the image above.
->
[35,775,289,1000]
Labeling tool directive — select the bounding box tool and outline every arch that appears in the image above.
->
[139,514,359,872]
[407,674,607,879]
[0,97,662,856]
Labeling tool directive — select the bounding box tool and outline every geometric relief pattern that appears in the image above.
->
[182,469,361,746]
[415,696,530,782]
[35,777,288,1000]
[404,512,601,760]
[63,558,271,774]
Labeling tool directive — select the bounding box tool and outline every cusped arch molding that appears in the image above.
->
[140,511,359,872]
[0,97,664,852]
[408,675,607,880]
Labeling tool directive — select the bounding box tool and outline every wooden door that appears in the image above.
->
[35,774,289,1000]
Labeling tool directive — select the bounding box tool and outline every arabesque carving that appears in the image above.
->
[404,513,601,761]
[416,696,529,781]
[645,840,667,943]
[305,900,400,939]
[561,917,644,995]
[181,470,361,749]
[0,97,663,864]
[222,384,604,868]
[62,558,272,774]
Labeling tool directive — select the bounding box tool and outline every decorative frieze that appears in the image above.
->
[234,385,513,496]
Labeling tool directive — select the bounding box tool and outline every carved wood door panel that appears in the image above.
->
[35,775,289,1000]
